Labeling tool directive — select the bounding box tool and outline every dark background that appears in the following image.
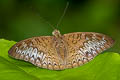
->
[0,0,120,53]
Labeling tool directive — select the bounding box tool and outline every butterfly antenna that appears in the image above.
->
[45,20,56,30]
[30,5,56,30]
[56,2,69,29]
[38,16,55,30]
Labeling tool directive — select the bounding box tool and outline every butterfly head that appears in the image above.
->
[52,29,61,38]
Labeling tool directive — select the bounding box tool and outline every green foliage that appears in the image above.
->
[0,39,120,80]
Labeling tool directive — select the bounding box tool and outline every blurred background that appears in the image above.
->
[0,0,120,53]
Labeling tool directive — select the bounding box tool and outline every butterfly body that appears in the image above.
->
[8,29,114,70]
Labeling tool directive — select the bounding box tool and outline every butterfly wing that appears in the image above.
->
[63,32,114,69]
[8,36,64,70]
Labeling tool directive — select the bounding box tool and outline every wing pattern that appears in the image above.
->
[63,32,114,69]
[8,36,65,70]
[8,32,114,70]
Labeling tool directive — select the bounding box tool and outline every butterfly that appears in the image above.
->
[8,29,114,70]
[8,2,114,70]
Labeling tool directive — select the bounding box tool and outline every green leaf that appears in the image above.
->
[0,39,120,80]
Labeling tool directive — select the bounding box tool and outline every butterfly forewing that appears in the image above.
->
[8,36,65,70]
[63,32,114,69]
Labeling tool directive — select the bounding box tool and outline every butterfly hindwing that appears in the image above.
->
[63,32,114,69]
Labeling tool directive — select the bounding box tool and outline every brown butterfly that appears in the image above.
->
[8,2,114,70]
[8,29,114,70]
